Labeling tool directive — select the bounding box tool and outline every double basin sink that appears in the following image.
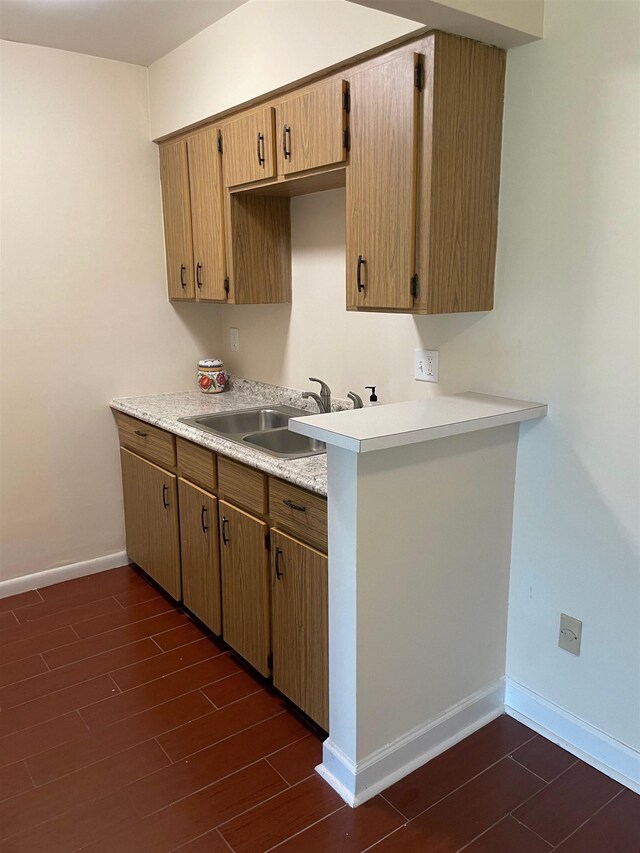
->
[179,405,325,460]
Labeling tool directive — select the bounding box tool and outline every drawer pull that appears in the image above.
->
[275,547,284,580]
[221,516,230,545]
[180,264,187,288]
[283,498,306,513]
[134,429,148,437]
[200,505,209,533]
[162,484,169,509]
[282,125,291,160]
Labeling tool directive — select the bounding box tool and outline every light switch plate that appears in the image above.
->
[230,327,240,352]
[414,349,439,382]
[559,613,582,655]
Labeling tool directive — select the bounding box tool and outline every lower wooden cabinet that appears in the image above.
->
[271,529,328,730]
[178,479,222,635]
[120,448,181,600]
[218,500,271,676]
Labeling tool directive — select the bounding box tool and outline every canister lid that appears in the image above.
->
[198,358,224,368]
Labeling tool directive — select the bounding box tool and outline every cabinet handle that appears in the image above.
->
[283,498,306,513]
[180,264,187,288]
[162,484,169,509]
[200,505,209,533]
[256,132,265,166]
[134,429,148,437]
[282,125,291,160]
[275,547,284,580]
[357,255,366,292]
[221,516,230,545]
[196,263,203,288]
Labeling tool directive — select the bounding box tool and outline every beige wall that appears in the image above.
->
[148,0,420,139]
[216,0,639,750]
[0,41,221,581]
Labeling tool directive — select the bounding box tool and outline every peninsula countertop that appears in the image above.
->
[109,379,343,496]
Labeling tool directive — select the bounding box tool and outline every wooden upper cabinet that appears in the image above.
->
[222,107,276,187]
[159,140,195,301]
[275,80,348,176]
[186,128,227,301]
[346,52,420,311]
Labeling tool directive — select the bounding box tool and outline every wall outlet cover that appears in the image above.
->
[559,613,582,656]
[230,327,240,352]
[414,349,439,382]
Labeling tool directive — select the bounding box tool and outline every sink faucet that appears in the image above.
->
[347,391,363,409]
[302,377,332,414]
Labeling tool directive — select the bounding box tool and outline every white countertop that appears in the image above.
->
[289,392,547,453]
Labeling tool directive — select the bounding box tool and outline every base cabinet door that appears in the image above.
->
[120,448,181,600]
[218,500,271,675]
[271,529,328,729]
[178,479,222,634]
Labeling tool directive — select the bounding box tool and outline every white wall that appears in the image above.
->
[0,41,221,582]
[215,0,638,751]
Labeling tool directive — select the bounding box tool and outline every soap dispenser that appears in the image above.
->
[365,386,380,406]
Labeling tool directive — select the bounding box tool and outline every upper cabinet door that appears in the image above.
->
[186,129,227,302]
[275,80,348,176]
[222,107,276,187]
[346,53,420,311]
[159,139,195,301]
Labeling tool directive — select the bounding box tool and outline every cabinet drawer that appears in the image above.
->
[177,438,217,492]
[218,457,267,515]
[268,478,327,552]
[115,413,176,469]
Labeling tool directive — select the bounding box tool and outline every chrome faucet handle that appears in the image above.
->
[347,392,364,409]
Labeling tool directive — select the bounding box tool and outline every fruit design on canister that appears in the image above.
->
[197,359,227,394]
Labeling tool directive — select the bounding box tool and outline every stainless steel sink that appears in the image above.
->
[242,428,325,458]
[179,405,325,459]
[188,407,294,435]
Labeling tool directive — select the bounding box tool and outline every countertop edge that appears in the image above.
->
[289,395,548,453]
[110,398,328,497]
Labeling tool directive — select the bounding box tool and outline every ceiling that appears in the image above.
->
[0,0,250,66]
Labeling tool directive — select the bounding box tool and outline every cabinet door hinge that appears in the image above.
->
[223,276,230,294]
[265,532,271,551]
[410,273,419,299]
[343,127,351,152]
[343,88,351,113]
[217,130,223,154]
[415,60,424,92]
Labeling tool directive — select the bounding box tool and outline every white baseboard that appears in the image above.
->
[0,551,130,599]
[317,678,506,807]
[505,678,639,794]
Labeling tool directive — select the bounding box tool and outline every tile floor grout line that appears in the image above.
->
[379,792,412,822]
[509,752,575,784]
[264,757,293,788]
[361,823,406,853]
[509,813,557,849]
[215,773,341,842]
[161,709,288,764]
[263,803,347,852]
[457,811,553,852]
[199,686,220,710]
[153,736,175,766]
[396,737,540,823]
[544,786,626,850]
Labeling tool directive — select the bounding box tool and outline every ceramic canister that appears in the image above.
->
[197,359,228,394]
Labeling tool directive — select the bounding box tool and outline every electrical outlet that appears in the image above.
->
[559,613,582,656]
[414,349,439,382]
[230,327,240,352]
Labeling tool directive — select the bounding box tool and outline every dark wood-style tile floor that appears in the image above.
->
[0,566,637,852]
